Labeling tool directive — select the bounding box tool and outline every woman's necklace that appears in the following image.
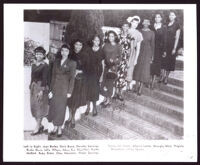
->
[92,46,99,52]
[154,23,162,30]
[35,61,44,66]
[142,28,150,31]
[61,57,67,66]
[122,30,128,36]
[168,20,174,26]
[110,42,116,46]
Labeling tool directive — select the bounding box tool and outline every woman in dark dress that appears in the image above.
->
[114,21,131,101]
[161,11,181,84]
[85,35,104,116]
[133,19,155,96]
[66,39,87,128]
[150,13,167,89]
[48,44,76,137]
[101,30,122,107]
[29,47,49,135]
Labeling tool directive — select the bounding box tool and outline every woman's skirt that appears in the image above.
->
[30,81,49,119]
[48,85,68,126]
[126,50,136,82]
[67,73,87,109]
[86,74,100,102]
[161,54,176,71]
[100,68,117,98]
[115,56,128,89]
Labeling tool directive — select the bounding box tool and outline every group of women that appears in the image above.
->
[29,11,181,137]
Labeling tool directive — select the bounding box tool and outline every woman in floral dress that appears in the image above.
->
[114,20,131,101]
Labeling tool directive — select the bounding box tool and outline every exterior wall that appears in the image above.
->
[49,21,121,53]
[49,21,68,54]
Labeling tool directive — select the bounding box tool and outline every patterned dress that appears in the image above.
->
[115,32,131,89]
[30,63,49,120]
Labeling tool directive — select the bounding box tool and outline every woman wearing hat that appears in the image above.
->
[133,19,155,95]
[114,20,131,101]
[48,44,76,137]
[126,16,143,91]
[161,11,181,84]
[29,46,49,135]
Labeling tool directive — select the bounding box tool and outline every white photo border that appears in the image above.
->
[3,4,197,162]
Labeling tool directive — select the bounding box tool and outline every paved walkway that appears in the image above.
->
[24,131,48,140]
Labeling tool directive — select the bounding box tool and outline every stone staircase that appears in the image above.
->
[49,74,184,140]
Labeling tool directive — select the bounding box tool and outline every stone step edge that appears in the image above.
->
[168,77,183,87]
[125,92,183,121]
[98,106,182,140]
[142,87,183,108]
[124,100,184,136]
[63,122,109,140]
[153,83,183,97]
[80,114,145,140]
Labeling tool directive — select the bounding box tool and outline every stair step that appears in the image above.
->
[125,92,183,121]
[175,59,183,71]
[168,77,183,88]
[63,123,109,140]
[124,100,183,136]
[154,83,183,97]
[98,105,182,140]
[142,87,183,107]
[48,133,71,140]
[80,114,145,140]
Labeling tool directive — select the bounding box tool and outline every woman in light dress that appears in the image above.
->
[126,16,143,91]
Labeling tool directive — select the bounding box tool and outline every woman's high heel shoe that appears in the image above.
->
[112,93,119,100]
[117,94,124,101]
[137,91,141,96]
[158,76,164,83]
[137,88,142,96]
[85,107,90,116]
[31,126,44,136]
[49,129,58,136]
[70,118,75,128]
[57,130,62,138]
[64,119,71,127]
[92,108,98,116]
[164,77,168,85]
[103,101,111,108]
[100,99,107,106]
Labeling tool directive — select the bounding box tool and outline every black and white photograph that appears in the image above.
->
[23,9,184,140]
[3,3,197,162]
